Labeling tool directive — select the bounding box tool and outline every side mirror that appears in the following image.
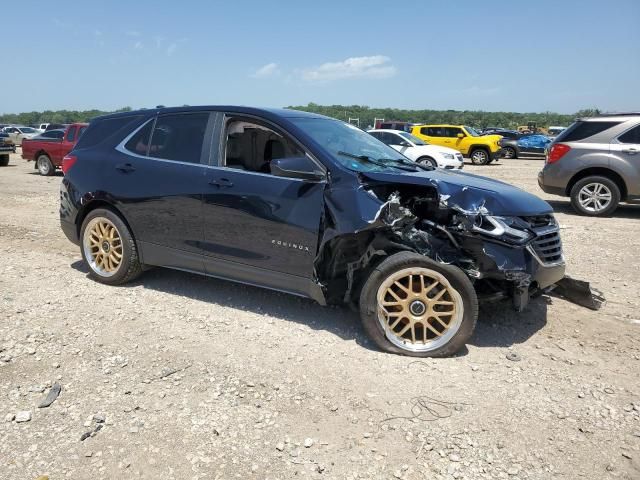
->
[457,133,465,139]
[270,157,325,181]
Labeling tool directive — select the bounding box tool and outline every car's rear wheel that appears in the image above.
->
[80,208,143,285]
[470,148,490,165]
[0,154,9,167]
[359,252,478,357]
[503,147,517,159]
[36,154,54,176]
[570,175,620,217]
[417,156,438,168]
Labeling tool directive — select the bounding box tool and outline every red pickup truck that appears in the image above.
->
[22,123,88,175]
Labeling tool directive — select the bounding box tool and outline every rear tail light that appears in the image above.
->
[547,144,571,163]
[61,154,77,174]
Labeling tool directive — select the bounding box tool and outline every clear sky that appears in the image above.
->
[7,0,640,114]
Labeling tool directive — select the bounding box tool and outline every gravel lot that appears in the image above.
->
[1,152,639,480]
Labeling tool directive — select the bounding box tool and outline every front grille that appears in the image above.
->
[522,215,564,265]
[531,227,563,264]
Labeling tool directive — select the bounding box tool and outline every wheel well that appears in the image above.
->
[469,145,490,155]
[566,168,628,200]
[76,201,136,241]
[34,150,49,168]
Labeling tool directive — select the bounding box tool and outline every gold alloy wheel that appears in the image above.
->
[376,267,464,353]
[82,217,123,277]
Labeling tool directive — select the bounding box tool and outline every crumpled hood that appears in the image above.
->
[361,168,553,216]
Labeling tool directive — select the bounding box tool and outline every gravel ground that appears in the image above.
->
[1,152,639,480]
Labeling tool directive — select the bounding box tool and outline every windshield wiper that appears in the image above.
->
[337,151,388,168]
[377,157,432,172]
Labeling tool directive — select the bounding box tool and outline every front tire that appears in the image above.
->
[359,252,478,357]
[469,148,490,165]
[80,208,143,285]
[503,147,517,159]
[36,154,54,176]
[417,156,438,168]
[0,154,8,167]
[570,175,620,216]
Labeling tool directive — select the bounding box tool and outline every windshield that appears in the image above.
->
[290,118,420,172]
[464,126,481,137]
[19,127,37,133]
[398,131,427,145]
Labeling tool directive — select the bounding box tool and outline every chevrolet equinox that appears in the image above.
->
[60,106,566,357]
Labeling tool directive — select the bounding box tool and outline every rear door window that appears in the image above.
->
[149,113,210,164]
[618,125,640,144]
[556,121,621,142]
[124,120,155,156]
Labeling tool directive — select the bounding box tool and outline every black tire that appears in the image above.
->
[469,148,490,165]
[36,154,54,176]
[570,175,621,217]
[416,156,438,168]
[80,208,143,285]
[0,154,9,167]
[503,147,517,159]
[358,252,478,357]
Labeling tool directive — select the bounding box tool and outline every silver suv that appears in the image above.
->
[538,113,640,216]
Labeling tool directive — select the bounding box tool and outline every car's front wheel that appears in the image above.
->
[36,154,54,176]
[80,208,143,285]
[417,156,438,168]
[469,148,490,165]
[570,175,621,216]
[503,147,517,159]
[359,252,478,357]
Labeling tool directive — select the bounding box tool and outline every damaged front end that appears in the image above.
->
[315,169,592,311]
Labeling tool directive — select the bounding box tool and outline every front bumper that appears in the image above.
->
[468,238,565,311]
[491,149,504,160]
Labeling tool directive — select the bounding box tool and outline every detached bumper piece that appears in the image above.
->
[550,276,605,310]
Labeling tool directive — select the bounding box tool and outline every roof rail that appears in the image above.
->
[596,112,640,117]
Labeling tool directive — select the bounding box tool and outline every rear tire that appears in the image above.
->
[470,148,490,165]
[36,154,54,176]
[0,154,8,167]
[80,208,143,285]
[570,175,620,217]
[417,156,438,168]
[359,252,478,357]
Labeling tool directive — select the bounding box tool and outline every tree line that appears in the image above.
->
[1,104,601,129]
[0,107,132,125]
[286,103,602,129]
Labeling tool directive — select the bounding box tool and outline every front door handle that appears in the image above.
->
[115,163,135,173]
[621,148,638,155]
[208,178,233,188]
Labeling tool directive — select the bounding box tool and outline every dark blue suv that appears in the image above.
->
[60,106,565,357]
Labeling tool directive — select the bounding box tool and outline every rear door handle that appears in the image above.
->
[115,163,135,173]
[208,178,233,188]
[621,148,638,155]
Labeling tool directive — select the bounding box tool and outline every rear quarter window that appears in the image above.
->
[555,120,621,142]
[75,115,143,149]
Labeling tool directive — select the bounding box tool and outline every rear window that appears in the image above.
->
[75,115,143,149]
[555,120,621,142]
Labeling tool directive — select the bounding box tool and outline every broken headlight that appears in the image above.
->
[472,215,533,244]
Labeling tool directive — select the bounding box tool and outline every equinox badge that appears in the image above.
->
[272,239,311,254]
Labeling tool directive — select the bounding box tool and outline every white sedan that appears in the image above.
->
[2,126,39,146]
[368,129,464,169]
